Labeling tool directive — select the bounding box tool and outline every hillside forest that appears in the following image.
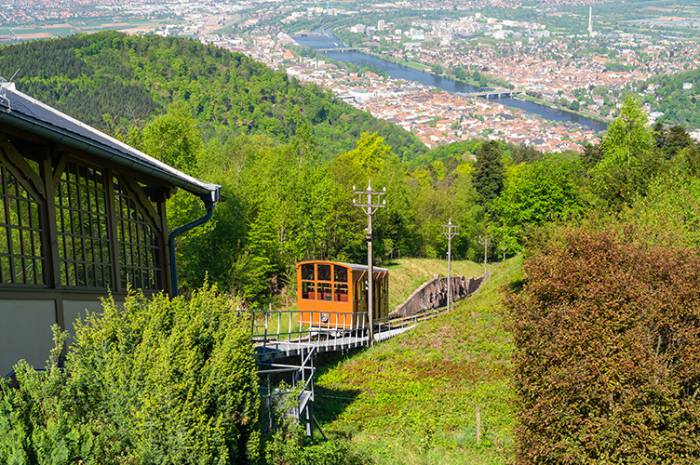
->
[2,32,699,307]
[2,31,700,465]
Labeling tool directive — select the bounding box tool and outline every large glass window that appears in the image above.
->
[114,179,162,291]
[0,165,45,286]
[55,163,111,288]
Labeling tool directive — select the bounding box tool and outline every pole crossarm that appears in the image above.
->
[442,218,459,240]
[353,181,386,346]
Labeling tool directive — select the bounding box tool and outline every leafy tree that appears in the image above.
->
[473,140,505,205]
[141,102,203,172]
[656,124,696,159]
[580,142,603,167]
[509,230,700,464]
[590,96,661,208]
[492,155,587,254]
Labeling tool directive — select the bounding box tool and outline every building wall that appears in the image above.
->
[0,297,123,376]
[0,125,172,376]
[0,299,56,376]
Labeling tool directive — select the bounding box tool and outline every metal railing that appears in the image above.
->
[251,305,454,436]
[249,306,450,352]
[250,310,370,352]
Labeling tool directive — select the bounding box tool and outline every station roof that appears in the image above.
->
[297,260,389,274]
[0,82,220,201]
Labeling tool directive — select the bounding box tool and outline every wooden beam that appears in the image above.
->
[0,139,46,200]
[104,169,121,292]
[42,147,61,289]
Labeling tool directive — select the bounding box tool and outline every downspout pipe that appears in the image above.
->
[168,193,217,297]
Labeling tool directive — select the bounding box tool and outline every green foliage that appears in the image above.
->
[0,31,425,160]
[491,155,588,255]
[141,102,203,172]
[509,230,700,465]
[654,122,696,160]
[0,287,260,465]
[473,141,505,205]
[616,167,700,249]
[591,96,661,208]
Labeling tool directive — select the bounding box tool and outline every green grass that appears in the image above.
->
[314,257,523,465]
[387,257,487,309]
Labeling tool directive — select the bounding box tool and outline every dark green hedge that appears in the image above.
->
[509,230,700,464]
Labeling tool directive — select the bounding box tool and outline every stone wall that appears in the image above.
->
[390,272,489,318]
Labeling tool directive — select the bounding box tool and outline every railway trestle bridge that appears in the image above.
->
[252,308,448,435]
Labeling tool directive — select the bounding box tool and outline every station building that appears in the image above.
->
[0,82,219,375]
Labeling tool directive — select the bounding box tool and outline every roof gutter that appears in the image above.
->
[0,109,219,200]
[168,194,216,297]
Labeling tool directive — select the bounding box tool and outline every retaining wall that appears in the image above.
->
[390,272,489,318]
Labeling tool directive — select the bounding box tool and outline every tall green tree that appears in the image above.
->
[591,96,661,209]
[492,155,588,254]
[473,141,505,205]
[140,103,202,172]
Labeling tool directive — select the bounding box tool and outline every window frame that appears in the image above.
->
[0,135,170,295]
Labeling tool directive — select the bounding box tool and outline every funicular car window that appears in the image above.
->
[317,264,331,281]
[333,265,348,302]
[316,264,332,301]
[302,281,316,300]
[301,263,316,299]
[301,263,314,280]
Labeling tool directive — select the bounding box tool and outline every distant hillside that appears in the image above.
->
[638,68,700,129]
[0,31,425,159]
[315,257,521,465]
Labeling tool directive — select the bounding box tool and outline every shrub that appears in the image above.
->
[508,229,700,465]
[0,286,260,465]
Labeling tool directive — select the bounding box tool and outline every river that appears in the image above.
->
[293,33,608,133]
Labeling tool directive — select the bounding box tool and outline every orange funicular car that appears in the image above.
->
[296,260,389,329]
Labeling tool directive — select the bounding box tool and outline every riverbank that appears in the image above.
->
[518,93,612,125]
[366,51,507,90]
[359,49,609,127]
[294,32,607,133]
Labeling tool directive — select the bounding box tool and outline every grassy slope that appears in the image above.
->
[386,258,486,310]
[315,257,523,465]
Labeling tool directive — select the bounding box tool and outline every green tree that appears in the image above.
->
[591,96,661,209]
[473,140,505,205]
[141,102,203,172]
[492,155,587,254]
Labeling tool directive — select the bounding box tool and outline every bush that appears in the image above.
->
[508,229,700,465]
[0,287,260,465]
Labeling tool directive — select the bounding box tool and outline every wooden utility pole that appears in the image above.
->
[479,235,489,272]
[442,218,459,311]
[353,181,386,346]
